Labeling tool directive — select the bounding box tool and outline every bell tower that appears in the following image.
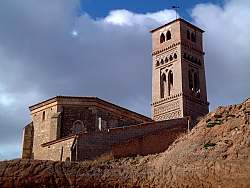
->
[151,19,209,121]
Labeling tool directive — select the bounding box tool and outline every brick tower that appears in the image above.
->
[150,18,209,121]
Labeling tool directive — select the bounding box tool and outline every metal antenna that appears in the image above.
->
[172,6,180,20]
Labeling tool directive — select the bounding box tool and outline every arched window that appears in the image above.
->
[160,73,166,98]
[165,57,168,63]
[168,70,173,96]
[190,56,194,62]
[169,55,173,61]
[194,72,200,92]
[42,111,45,121]
[188,70,193,90]
[187,30,190,40]
[72,120,86,134]
[197,59,201,65]
[160,33,165,43]
[174,53,177,59]
[191,32,196,42]
[166,30,171,40]
[160,59,164,64]
[156,61,160,67]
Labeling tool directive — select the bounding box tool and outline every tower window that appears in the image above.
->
[169,55,173,61]
[160,73,166,98]
[165,57,168,63]
[72,120,86,134]
[166,30,171,40]
[174,53,177,59]
[191,33,196,42]
[188,70,193,90]
[160,59,164,64]
[160,33,165,43]
[42,111,45,121]
[194,72,200,92]
[156,61,160,67]
[168,71,173,96]
[187,30,190,40]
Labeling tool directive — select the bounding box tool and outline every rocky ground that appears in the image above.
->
[0,99,249,188]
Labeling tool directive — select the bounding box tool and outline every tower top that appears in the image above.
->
[150,18,204,33]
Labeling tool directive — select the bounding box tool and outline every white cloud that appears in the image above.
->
[192,0,250,108]
[104,9,176,26]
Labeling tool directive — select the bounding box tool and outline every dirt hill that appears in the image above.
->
[0,98,249,188]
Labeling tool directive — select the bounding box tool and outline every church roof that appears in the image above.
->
[150,18,204,33]
[29,96,152,122]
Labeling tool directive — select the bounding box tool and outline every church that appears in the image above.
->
[21,18,209,161]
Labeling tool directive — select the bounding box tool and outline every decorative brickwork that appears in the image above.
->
[151,18,209,122]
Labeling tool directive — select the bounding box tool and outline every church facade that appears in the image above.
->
[21,19,209,161]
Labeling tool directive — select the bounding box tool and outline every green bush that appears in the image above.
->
[204,142,216,149]
[206,122,215,128]
[206,119,222,127]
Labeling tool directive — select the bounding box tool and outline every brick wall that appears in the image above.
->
[61,105,143,137]
[75,117,188,160]
[112,125,186,158]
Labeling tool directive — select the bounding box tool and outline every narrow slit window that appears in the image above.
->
[166,30,171,40]
[42,111,45,121]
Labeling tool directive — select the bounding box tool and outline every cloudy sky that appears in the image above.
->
[0,0,249,159]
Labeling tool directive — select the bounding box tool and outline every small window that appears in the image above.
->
[183,53,187,59]
[165,57,168,63]
[160,33,165,43]
[160,59,164,64]
[168,70,174,96]
[197,59,201,65]
[169,55,173,61]
[156,61,160,66]
[160,73,166,98]
[191,32,196,42]
[187,30,190,40]
[166,30,171,40]
[190,56,194,62]
[42,111,45,121]
[194,72,200,92]
[188,70,193,90]
[174,53,177,59]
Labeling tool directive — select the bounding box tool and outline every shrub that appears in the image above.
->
[204,142,216,149]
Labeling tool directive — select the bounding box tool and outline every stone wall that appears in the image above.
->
[21,122,34,159]
[41,136,76,161]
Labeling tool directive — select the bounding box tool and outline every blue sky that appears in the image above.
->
[0,0,249,160]
[79,0,223,20]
